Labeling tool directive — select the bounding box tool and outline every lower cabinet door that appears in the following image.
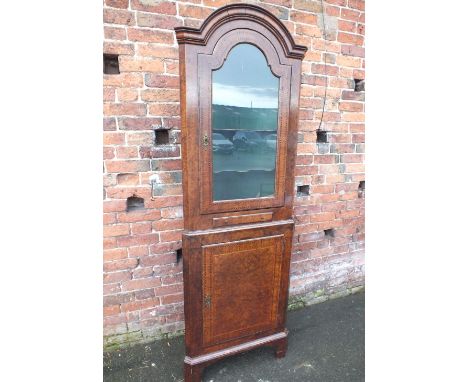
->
[201,234,284,347]
[183,221,293,355]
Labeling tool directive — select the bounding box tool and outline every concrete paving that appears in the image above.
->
[104,291,364,382]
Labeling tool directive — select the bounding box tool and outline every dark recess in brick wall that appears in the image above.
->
[316,130,328,143]
[155,129,170,145]
[126,196,144,212]
[103,54,119,75]
[176,248,183,264]
[358,180,365,198]
[297,184,310,196]
[324,228,335,237]
[354,79,365,92]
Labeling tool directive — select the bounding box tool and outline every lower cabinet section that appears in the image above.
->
[182,220,294,358]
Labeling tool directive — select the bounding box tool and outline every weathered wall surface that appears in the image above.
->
[103,0,365,349]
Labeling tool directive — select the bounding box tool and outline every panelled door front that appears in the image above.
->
[201,235,284,347]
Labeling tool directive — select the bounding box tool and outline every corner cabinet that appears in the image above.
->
[175,4,306,381]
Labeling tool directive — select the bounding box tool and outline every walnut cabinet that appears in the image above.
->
[175,4,307,381]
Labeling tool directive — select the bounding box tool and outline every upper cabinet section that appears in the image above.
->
[176,4,307,230]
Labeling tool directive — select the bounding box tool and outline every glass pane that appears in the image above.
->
[212,44,279,201]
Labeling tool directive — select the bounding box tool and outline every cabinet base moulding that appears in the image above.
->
[184,330,288,382]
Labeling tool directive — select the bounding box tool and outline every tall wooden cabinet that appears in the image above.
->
[175,4,307,381]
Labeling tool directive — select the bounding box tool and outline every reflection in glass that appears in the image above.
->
[212,44,279,201]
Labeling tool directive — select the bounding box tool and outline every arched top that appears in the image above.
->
[175,3,307,60]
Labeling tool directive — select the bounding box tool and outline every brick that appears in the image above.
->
[121,297,160,312]
[126,132,154,146]
[127,28,174,44]
[310,212,336,223]
[302,74,327,86]
[117,233,160,247]
[341,44,365,58]
[104,73,143,87]
[341,90,365,101]
[353,69,365,80]
[140,253,175,267]
[104,200,127,213]
[344,163,365,173]
[152,219,183,231]
[342,112,365,122]
[105,159,150,173]
[104,248,128,261]
[104,42,135,55]
[259,3,289,20]
[148,103,180,116]
[104,132,125,145]
[296,24,322,37]
[262,0,292,6]
[164,60,178,75]
[338,101,363,112]
[139,145,180,159]
[118,117,162,130]
[160,206,183,219]
[325,5,340,17]
[103,212,117,224]
[136,12,182,29]
[338,19,356,33]
[340,8,361,22]
[137,44,178,59]
[161,293,184,305]
[141,89,179,102]
[130,0,177,15]
[104,26,126,40]
[202,0,238,7]
[104,87,115,102]
[337,32,364,46]
[104,305,121,317]
[131,221,153,234]
[117,88,139,102]
[336,55,362,68]
[145,74,179,88]
[160,230,183,242]
[103,8,136,25]
[352,133,365,143]
[104,270,132,284]
[357,23,365,35]
[132,267,154,279]
[311,64,339,76]
[151,159,181,171]
[116,146,139,158]
[290,10,317,25]
[117,173,140,185]
[103,146,113,160]
[340,154,364,163]
[104,117,117,131]
[128,246,150,258]
[104,258,139,272]
[179,4,213,19]
[119,57,165,72]
[293,0,322,13]
[105,0,129,8]
[105,186,150,199]
[103,103,146,116]
[348,0,365,11]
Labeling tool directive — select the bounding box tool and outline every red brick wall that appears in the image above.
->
[103,0,365,349]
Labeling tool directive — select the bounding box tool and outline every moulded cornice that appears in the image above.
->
[174,3,307,60]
